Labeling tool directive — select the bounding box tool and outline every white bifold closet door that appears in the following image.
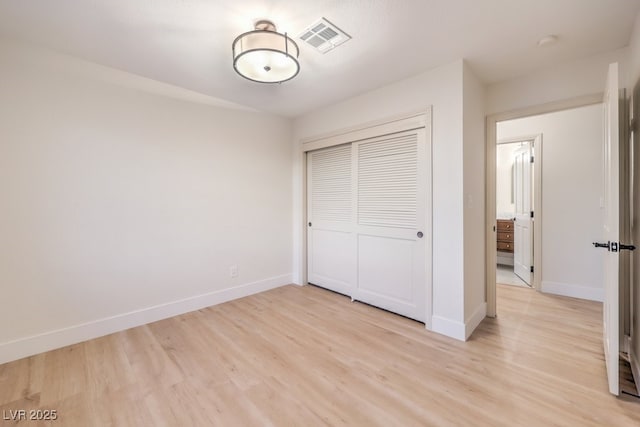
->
[307,129,427,322]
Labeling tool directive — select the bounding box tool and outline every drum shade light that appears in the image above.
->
[232,20,300,83]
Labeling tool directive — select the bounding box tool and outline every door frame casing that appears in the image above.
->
[485,94,603,317]
[299,108,433,328]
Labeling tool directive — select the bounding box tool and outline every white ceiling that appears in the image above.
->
[0,0,638,117]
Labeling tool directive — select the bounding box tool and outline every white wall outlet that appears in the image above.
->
[229,264,238,278]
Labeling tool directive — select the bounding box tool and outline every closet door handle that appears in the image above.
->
[417,231,424,238]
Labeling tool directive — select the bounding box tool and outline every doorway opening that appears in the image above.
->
[485,94,604,317]
[487,64,632,397]
[496,138,536,289]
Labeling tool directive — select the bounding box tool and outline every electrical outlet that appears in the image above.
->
[229,265,238,278]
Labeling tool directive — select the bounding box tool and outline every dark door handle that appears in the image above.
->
[592,241,610,250]
[417,231,423,238]
[620,243,636,251]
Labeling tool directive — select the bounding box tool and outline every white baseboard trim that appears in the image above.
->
[465,302,487,340]
[431,303,488,342]
[541,281,604,302]
[631,346,640,396]
[431,315,466,342]
[497,254,514,266]
[0,274,292,365]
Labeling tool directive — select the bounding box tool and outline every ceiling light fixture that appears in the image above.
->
[232,20,300,83]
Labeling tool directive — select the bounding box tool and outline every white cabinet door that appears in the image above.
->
[307,128,429,322]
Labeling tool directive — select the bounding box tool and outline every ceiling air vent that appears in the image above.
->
[299,18,351,54]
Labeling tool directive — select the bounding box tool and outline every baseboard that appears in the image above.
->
[497,253,514,266]
[465,302,487,340]
[541,281,604,302]
[431,315,466,341]
[432,303,487,342]
[0,274,292,365]
[631,346,640,395]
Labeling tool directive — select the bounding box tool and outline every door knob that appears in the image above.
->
[417,231,423,238]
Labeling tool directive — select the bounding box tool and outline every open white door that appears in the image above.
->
[513,142,533,285]
[601,62,620,396]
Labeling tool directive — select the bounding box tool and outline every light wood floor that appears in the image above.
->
[1,284,639,426]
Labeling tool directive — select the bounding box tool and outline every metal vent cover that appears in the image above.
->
[299,18,351,53]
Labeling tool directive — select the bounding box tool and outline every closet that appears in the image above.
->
[306,115,431,322]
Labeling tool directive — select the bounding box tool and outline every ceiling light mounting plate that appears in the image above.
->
[254,20,276,32]
[537,34,558,47]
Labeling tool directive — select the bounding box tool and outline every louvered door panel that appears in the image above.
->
[353,129,426,322]
[307,124,430,323]
[358,134,418,229]
[310,145,351,223]
[307,144,355,296]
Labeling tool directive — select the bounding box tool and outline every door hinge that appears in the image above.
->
[530,266,534,273]
[530,211,534,218]
[530,155,534,163]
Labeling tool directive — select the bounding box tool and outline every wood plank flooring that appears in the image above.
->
[1,284,639,426]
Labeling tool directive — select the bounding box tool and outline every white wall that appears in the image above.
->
[497,104,604,301]
[293,60,485,340]
[487,48,629,115]
[0,39,293,363]
[462,63,487,333]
